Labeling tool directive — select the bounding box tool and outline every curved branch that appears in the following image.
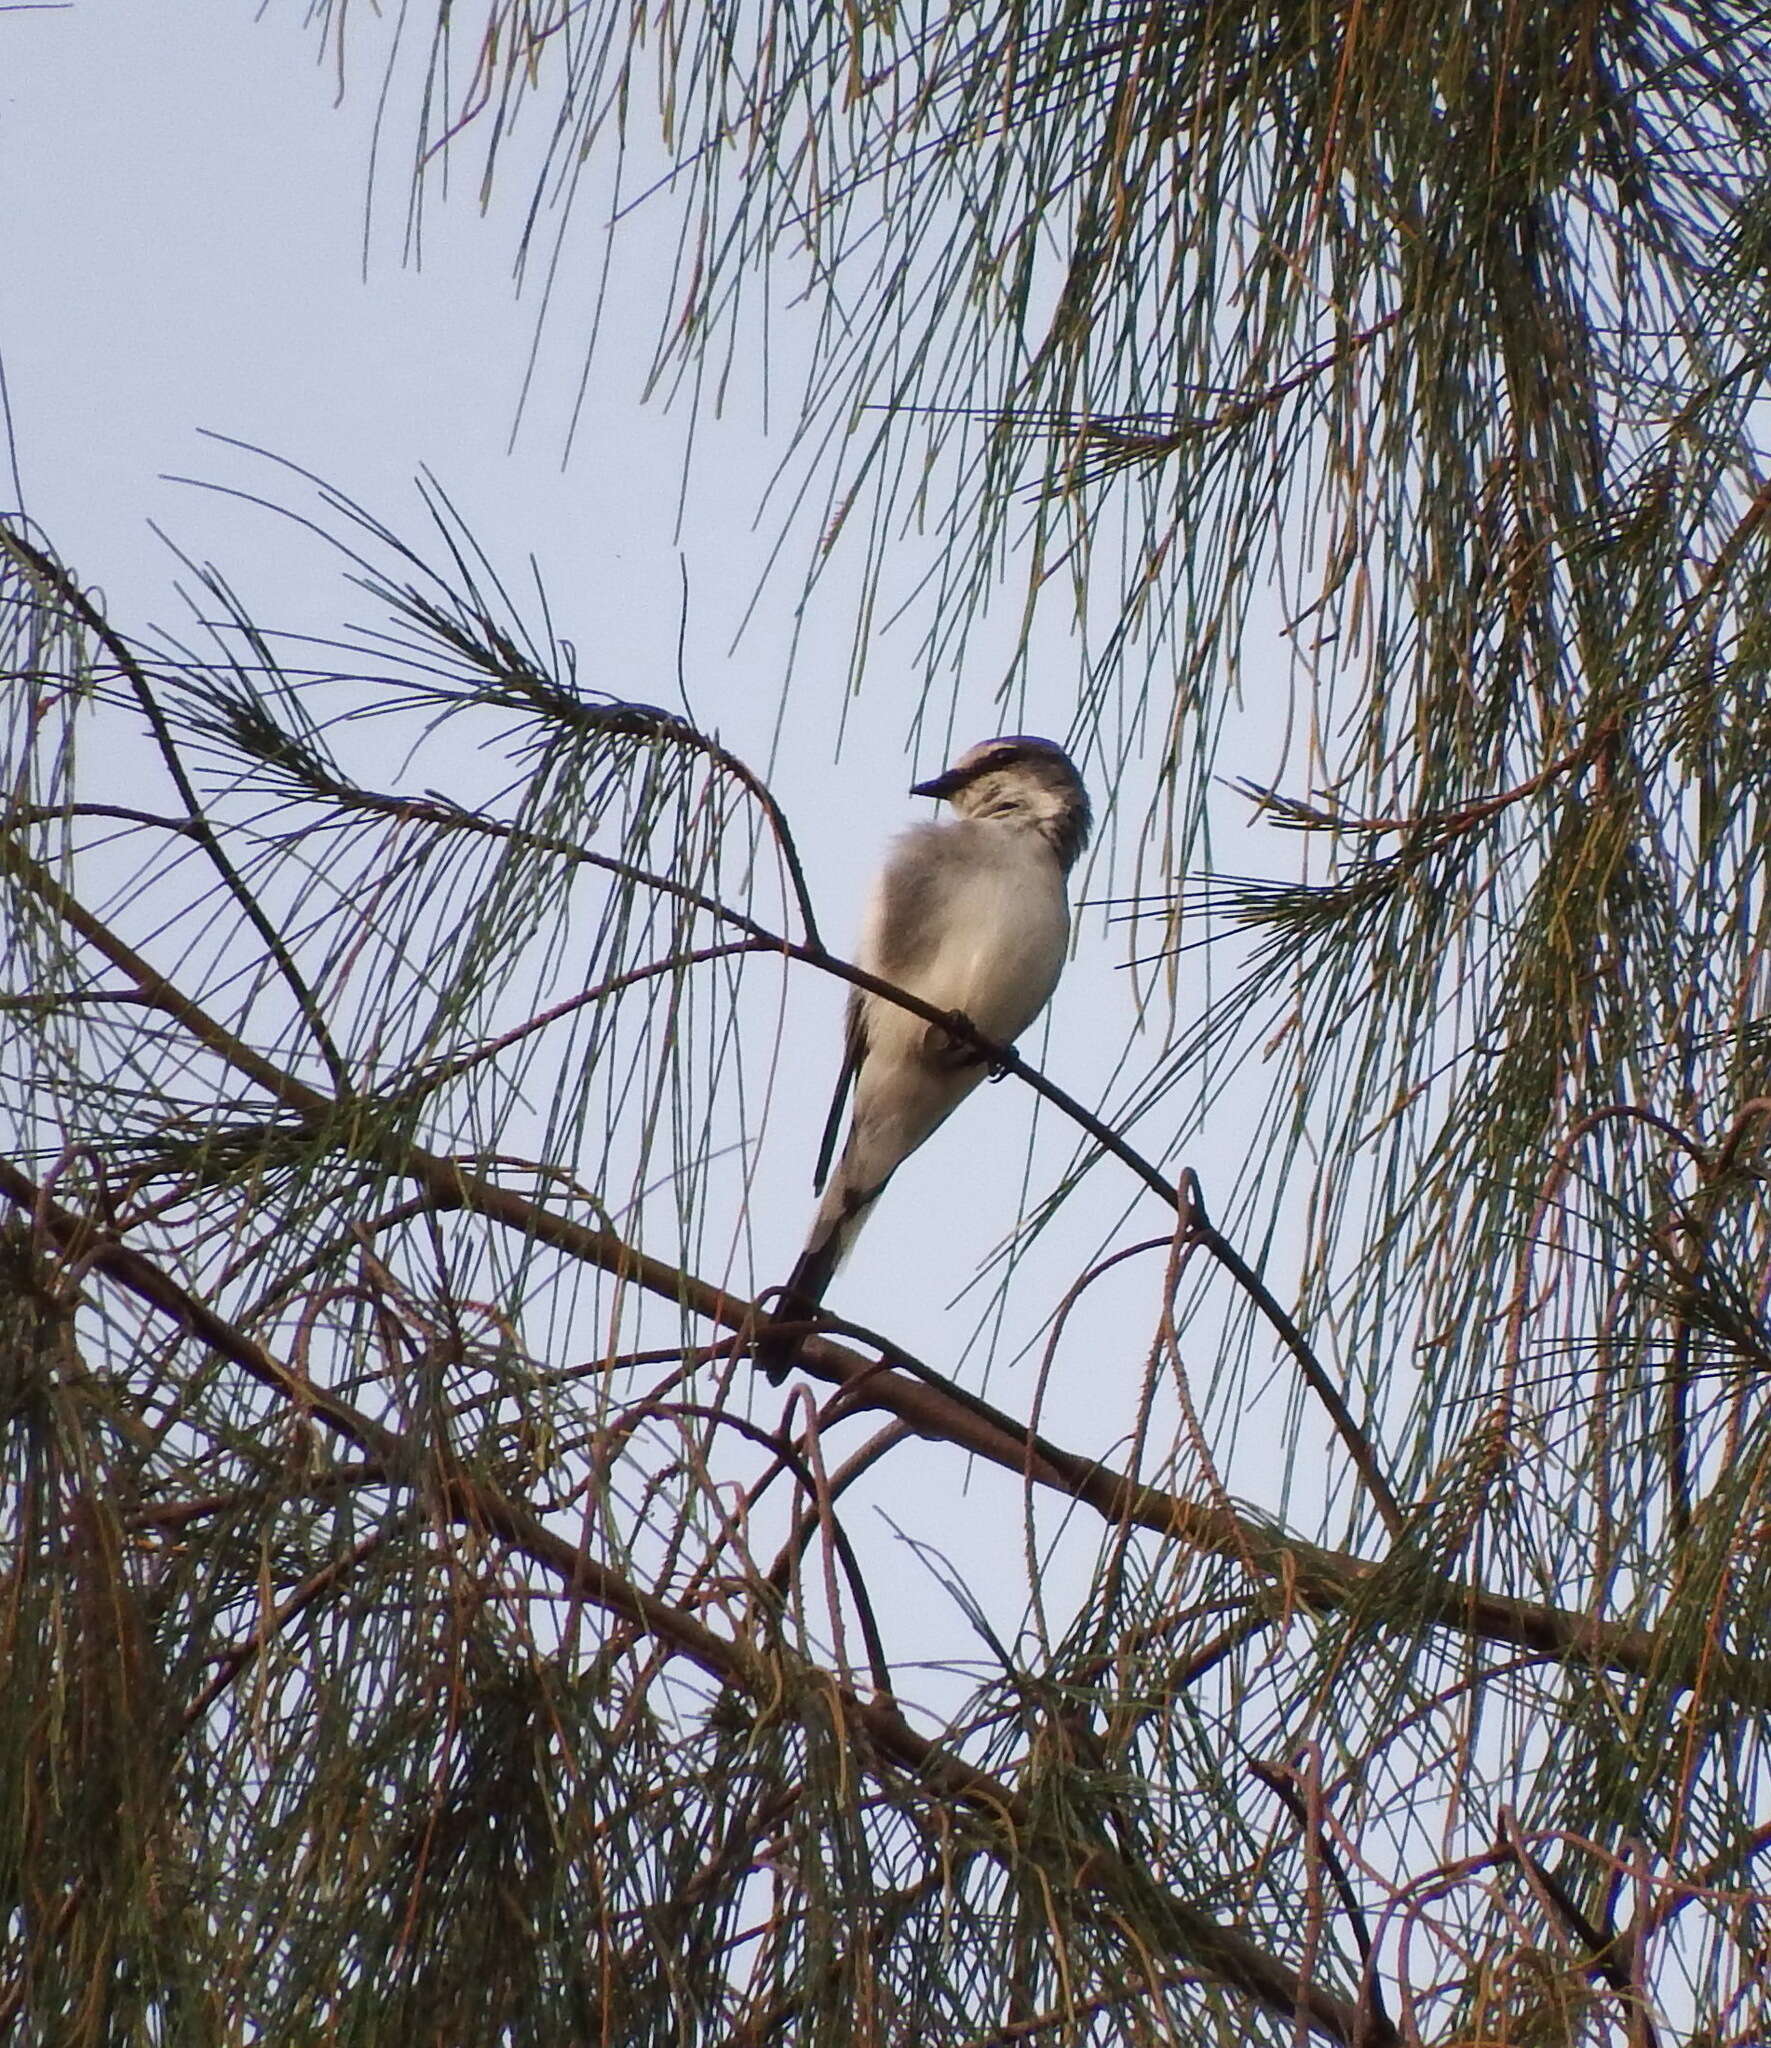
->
[2,522,353,1096]
[6,1140,1765,1712]
[0,1155,1385,2048]
[1181,1171,1406,1538]
[5,851,1765,1704]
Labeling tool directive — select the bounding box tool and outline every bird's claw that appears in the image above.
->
[935,1007,1011,1078]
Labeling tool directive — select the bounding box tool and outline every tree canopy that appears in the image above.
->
[8,2,1771,2042]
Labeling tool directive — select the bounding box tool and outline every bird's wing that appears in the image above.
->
[812,989,867,1194]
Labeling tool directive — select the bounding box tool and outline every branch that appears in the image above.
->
[173,773,1183,1208]
[2,523,352,1095]
[1181,1171,1405,1538]
[0,1160,1384,2048]
[1251,1754,1391,2044]
[182,771,1397,1525]
[5,851,1766,1704]
[1497,1811,1659,2048]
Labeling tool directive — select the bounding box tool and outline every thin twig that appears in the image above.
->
[0,1157,1383,2047]
[2,523,353,1095]
[1182,1172,1406,1538]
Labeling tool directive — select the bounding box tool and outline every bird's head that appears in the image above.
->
[911,736,1092,869]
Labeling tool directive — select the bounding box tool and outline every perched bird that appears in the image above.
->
[759,735,1091,1382]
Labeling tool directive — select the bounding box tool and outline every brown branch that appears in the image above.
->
[126,1462,383,1531]
[1062,310,1405,478]
[0,1157,397,1460]
[455,1482,1387,2045]
[0,1162,1380,2048]
[388,939,775,1107]
[9,790,1180,1212]
[185,1520,404,1724]
[5,851,1768,1706]
[1235,726,1607,850]
[944,1968,1211,2048]
[822,1333,1764,1698]
[0,835,342,1122]
[321,783,1185,1207]
[1496,1812,1659,2048]
[1251,1753,1390,2044]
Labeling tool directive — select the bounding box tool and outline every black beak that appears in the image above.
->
[910,767,966,799]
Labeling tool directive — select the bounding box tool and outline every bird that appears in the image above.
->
[758,735,1091,1383]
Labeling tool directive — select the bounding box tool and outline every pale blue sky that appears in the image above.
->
[3,1,1325,1683]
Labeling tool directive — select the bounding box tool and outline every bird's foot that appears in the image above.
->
[930,1008,1000,1074]
[957,1014,1011,1082]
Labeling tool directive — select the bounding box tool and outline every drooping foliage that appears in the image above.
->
[7,3,1771,2042]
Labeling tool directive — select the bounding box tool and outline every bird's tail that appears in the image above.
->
[756,1155,886,1383]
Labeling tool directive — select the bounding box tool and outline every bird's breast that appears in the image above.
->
[861,821,1070,1047]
